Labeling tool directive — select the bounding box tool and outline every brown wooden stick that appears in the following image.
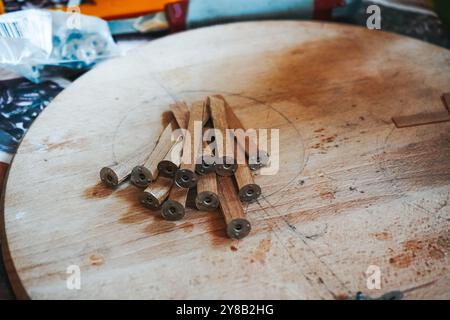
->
[158,103,190,178]
[100,109,172,188]
[234,141,261,202]
[171,100,210,127]
[170,101,190,130]
[195,129,216,175]
[195,172,219,211]
[139,176,173,209]
[161,185,189,220]
[217,175,251,239]
[130,120,177,188]
[174,100,205,188]
[392,111,450,128]
[208,96,237,176]
[100,150,150,188]
[158,135,184,178]
[219,95,270,171]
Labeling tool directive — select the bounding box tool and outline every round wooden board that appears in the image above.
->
[2,21,450,299]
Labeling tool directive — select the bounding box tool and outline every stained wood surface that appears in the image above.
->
[2,21,450,299]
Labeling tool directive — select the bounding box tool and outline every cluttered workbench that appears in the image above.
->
[1,20,449,299]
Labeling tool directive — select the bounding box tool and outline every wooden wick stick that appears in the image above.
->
[161,185,189,220]
[217,175,251,239]
[100,150,150,188]
[130,120,177,188]
[219,95,270,171]
[234,140,261,202]
[158,102,191,178]
[195,129,216,175]
[139,176,173,209]
[158,135,184,178]
[195,172,219,211]
[171,99,210,128]
[174,100,206,188]
[208,96,237,176]
[170,101,190,129]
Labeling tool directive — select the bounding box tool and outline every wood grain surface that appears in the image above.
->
[2,21,450,299]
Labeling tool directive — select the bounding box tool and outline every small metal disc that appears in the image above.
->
[100,167,118,187]
[174,169,198,188]
[161,200,185,221]
[138,191,160,209]
[195,191,219,211]
[239,184,261,202]
[248,152,270,171]
[130,166,152,188]
[157,160,178,178]
[227,218,251,239]
[215,156,237,176]
[195,160,216,175]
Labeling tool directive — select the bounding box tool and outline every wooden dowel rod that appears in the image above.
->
[130,120,177,188]
[161,185,189,220]
[174,100,205,188]
[234,141,261,202]
[158,103,190,178]
[195,129,216,175]
[158,135,183,178]
[208,96,237,176]
[195,172,219,211]
[217,175,251,239]
[218,95,270,171]
[170,101,190,130]
[100,150,150,188]
[139,176,173,209]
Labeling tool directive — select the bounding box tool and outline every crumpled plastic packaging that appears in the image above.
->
[0,9,119,83]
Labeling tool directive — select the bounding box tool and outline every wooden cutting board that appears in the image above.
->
[2,21,450,299]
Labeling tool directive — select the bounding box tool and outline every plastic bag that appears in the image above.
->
[0,9,119,83]
[0,78,67,153]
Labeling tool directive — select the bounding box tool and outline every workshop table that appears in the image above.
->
[1,21,450,299]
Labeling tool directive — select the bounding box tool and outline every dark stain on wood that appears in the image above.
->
[322,136,336,144]
[116,185,152,225]
[181,222,194,233]
[250,36,388,111]
[252,238,271,264]
[319,191,335,200]
[208,217,229,247]
[144,220,177,235]
[43,136,88,152]
[372,231,392,241]
[389,232,449,268]
[334,293,349,300]
[83,182,115,199]
[389,253,412,268]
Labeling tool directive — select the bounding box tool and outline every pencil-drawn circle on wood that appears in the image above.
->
[3,21,450,299]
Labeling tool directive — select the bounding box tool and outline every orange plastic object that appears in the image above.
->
[59,0,180,20]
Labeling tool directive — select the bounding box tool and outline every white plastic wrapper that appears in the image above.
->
[0,9,119,82]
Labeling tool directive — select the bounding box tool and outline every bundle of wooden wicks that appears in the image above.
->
[99,95,269,239]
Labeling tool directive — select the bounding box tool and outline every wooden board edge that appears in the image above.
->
[0,161,29,300]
